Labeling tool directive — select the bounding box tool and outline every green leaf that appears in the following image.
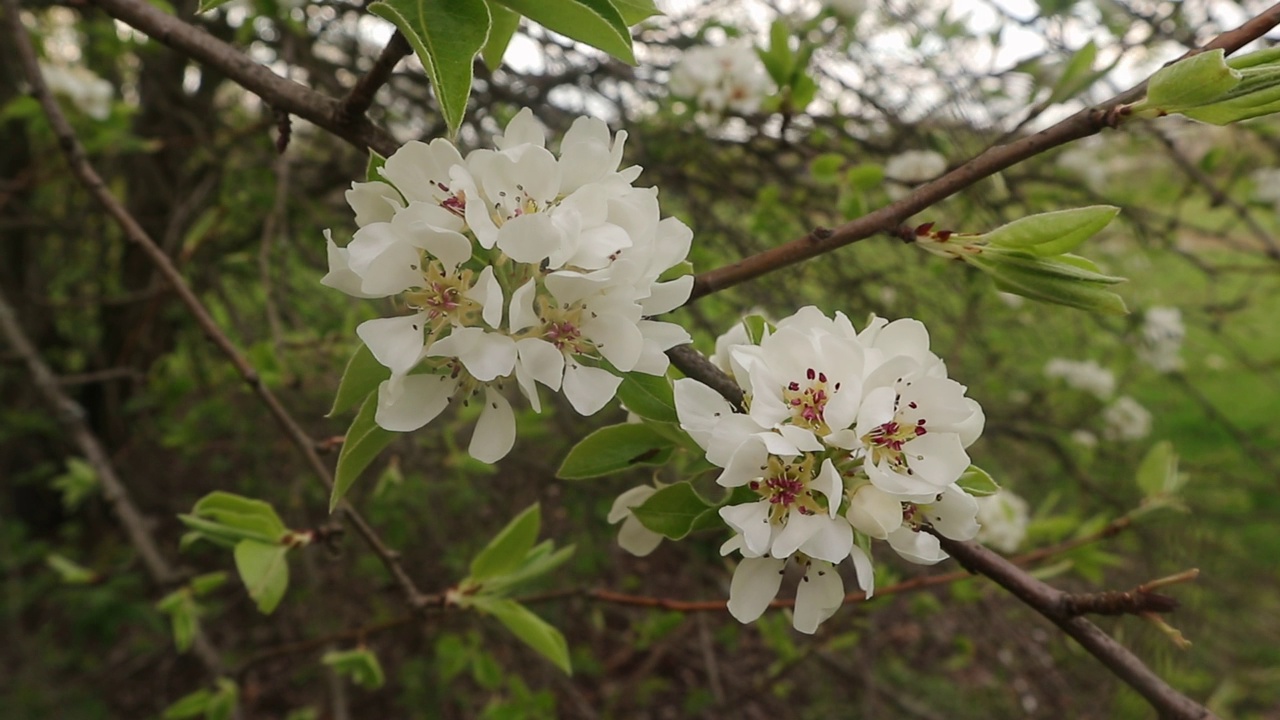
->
[206,679,239,720]
[484,542,575,594]
[328,343,390,417]
[50,457,98,511]
[369,0,491,136]
[809,153,845,184]
[481,2,522,69]
[976,248,1126,284]
[493,0,634,64]
[1227,46,1280,70]
[759,20,794,86]
[630,482,718,540]
[192,492,288,536]
[196,0,234,12]
[1047,40,1098,104]
[845,163,885,191]
[323,648,387,689]
[1179,68,1280,124]
[982,206,1119,256]
[472,597,572,674]
[609,0,660,24]
[981,261,1129,315]
[164,689,212,719]
[365,150,387,183]
[557,423,676,479]
[957,466,1000,497]
[469,503,541,582]
[742,314,772,344]
[331,393,396,512]
[616,372,678,424]
[156,589,198,652]
[45,553,98,585]
[1143,49,1240,110]
[1136,441,1186,497]
[234,540,291,614]
[190,571,229,596]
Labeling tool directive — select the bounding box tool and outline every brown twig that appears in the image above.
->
[334,31,412,124]
[686,3,1280,302]
[5,2,430,613]
[938,536,1216,720]
[0,279,227,676]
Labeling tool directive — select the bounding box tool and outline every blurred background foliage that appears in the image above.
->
[3,0,1280,717]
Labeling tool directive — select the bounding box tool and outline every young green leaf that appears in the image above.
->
[328,343,389,417]
[192,492,288,536]
[493,0,635,64]
[558,423,676,479]
[472,597,572,674]
[234,540,291,614]
[616,372,678,424]
[163,689,212,719]
[1136,440,1186,497]
[1046,40,1099,104]
[982,206,1119,256]
[741,314,773,344]
[322,647,387,689]
[630,481,718,539]
[156,589,199,652]
[1143,49,1240,110]
[50,457,98,511]
[45,553,99,585]
[609,0,661,24]
[368,0,491,136]
[469,503,541,582]
[981,260,1129,315]
[205,679,239,720]
[957,466,1000,497]
[190,571,230,596]
[331,393,396,512]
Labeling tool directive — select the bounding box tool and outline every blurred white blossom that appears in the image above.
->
[885,150,947,184]
[669,41,772,115]
[38,61,112,120]
[1044,358,1115,400]
[1103,396,1152,441]
[1137,306,1184,373]
[976,490,1030,553]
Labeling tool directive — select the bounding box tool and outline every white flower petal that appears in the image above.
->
[470,387,516,463]
[345,181,402,227]
[464,266,504,329]
[846,484,903,540]
[583,315,644,371]
[887,527,949,565]
[374,374,458,432]
[428,327,517,382]
[903,432,971,487]
[497,212,563,264]
[793,560,844,634]
[608,485,657,523]
[509,279,540,333]
[357,315,425,376]
[641,276,694,315]
[727,557,786,624]
[321,232,381,299]
[618,517,664,557]
[716,436,768,487]
[848,544,875,596]
[721,500,774,556]
[562,363,622,415]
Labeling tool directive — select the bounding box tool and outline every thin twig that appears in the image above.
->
[335,31,411,124]
[0,281,227,677]
[6,2,431,612]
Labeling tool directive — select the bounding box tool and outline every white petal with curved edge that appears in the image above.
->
[887,526,949,565]
[345,181,402,227]
[727,557,786,624]
[470,387,516,463]
[583,315,644,372]
[618,517,663,557]
[720,500,774,557]
[516,338,564,390]
[903,432,971,487]
[608,485,657,524]
[924,486,980,540]
[357,315,425,376]
[497,212,563,264]
[428,327,517,382]
[562,363,622,415]
[814,459,843,517]
[495,107,546,149]
[847,484,903,539]
[799,517,854,563]
[381,138,466,205]
[641,276,695,315]
[793,561,844,634]
[509,280,539,333]
[848,544,875,596]
[321,233,381,299]
[715,436,768,487]
[374,374,457,432]
[465,266,504,329]
[953,398,986,448]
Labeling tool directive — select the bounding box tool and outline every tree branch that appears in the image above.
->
[687,3,1280,302]
[6,2,431,612]
[334,31,411,124]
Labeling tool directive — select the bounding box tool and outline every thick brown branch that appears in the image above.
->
[8,2,429,612]
[88,0,400,156]
[1062,587,1179,617]
[688,3,1280,302]
[938,536,1216,720]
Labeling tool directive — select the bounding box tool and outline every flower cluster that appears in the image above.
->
[669,41,773,115]
[39,61,112,120]
[323,110,693,462]
[671,307,985,633]
[1136,306,1184,373]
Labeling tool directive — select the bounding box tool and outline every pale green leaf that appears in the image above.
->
[469,503,541,582]
[206,679,239,720]
[630,481,718,540]
[190,571,230,596]
[473,597,572,674]
[609,0,661,24]
[493,0,634,64]
[369,0,491,136]
[331,393,396,512]
[234,540,291,614]
[957,466,1000,497]
[1047,40,1098,104]
[45,553,98,585]
[982,206,1119,256]
[557,423,675,479]
[322,648,386,689]
[163,689,211,719]
[1144,49,1240,110]
[1136,441,1186,497]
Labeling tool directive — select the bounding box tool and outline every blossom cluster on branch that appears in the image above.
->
[323,110,693,461]
[649,307,987,633]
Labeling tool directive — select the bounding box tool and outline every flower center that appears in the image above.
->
[403,261,477,331]
[748,455,824,521]
[862,400,927,472]
[430,180,466,218]
[783,367,838,435]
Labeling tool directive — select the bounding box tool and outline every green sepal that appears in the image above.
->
[331,393,396,512]
[368,0,491,137]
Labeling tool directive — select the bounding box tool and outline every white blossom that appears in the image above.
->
[1137,306,1184,373]
[324,110,693,462]
[1102,396,1152,441]
[669,41,773,115]
[38,61,113,120]
[1044,358,1115,400]
[608,486,664,557]
[975,490,1030,553]
[1251,168,1280,206]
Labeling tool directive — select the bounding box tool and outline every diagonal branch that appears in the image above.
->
[687,3,1280,302]
[335,31,412,124]
[0,281,227,677]
[5,1,430,612]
